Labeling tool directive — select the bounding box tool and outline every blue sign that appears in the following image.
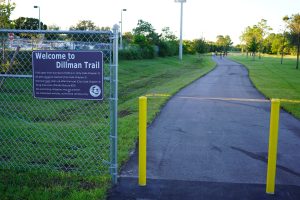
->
[32,51,104,100]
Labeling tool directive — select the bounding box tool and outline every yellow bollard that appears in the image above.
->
[139,96,147,186]
[266,99,281,194]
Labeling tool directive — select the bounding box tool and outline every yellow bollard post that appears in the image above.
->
[266,99,281,194]
[139,96,147,186]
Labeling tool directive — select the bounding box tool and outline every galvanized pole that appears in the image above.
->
[120,9,126,50]
[34,6,41,30]
[120,10,123,50]
[111,24,119,184]
[38,7,41,30]
[179,2,183,60]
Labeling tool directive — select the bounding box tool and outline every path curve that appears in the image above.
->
[109,56,300,199]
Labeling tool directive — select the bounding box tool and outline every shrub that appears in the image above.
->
[140,45,156,59]
[119,45,142,60]
[158,41,178,57]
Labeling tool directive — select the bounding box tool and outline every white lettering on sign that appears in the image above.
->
[35,52,67,60]
[84,61,100,69]
[56,61,83,69]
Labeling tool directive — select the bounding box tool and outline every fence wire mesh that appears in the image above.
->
[0,29,114,175]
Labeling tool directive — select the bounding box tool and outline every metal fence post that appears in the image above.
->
[266,99,281,194]
[111,24,119,184]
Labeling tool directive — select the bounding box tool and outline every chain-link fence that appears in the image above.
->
[0,28,119,181]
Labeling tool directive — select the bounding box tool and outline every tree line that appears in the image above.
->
[0,2,234,61]
[240,14,300,69]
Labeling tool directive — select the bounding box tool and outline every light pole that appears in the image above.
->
[175,0,186,60]
[120,9,127,49]
[33,5,40,30]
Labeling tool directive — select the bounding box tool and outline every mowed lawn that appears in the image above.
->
[0,54,215,200]
[229,54,300,119]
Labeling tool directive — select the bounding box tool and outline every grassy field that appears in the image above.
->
[229,53,300,119]
[0,54,215,199]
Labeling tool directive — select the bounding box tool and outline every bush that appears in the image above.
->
[140,45,156,59]
[183,40,196,54]
[158,41,178,57]
[119,44,156,60]
[119,45,142,60]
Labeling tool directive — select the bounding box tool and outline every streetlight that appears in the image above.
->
[120,8,127,49]
[33,5,40,30]
[175,0,186,60]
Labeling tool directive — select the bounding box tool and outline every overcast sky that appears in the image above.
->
[10,0,300,44]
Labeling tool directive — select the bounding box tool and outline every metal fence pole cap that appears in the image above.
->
[112,24,120,31]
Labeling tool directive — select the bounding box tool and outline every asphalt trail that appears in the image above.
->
[109,56,300,199]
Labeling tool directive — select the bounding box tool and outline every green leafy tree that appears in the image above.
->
[133,20,161,45]
[241,19,271,60]
[216,35,232,55]
[241,25,262,59]
[161,27,177,41]
[257,19,272,58]
[182,40,196,54]
[45,24,63,40]
[193,39,208,54]
[69,20,108,42]
[0,1,15,28]
[13,17,47,41]
[70,20,97,31]
[123,32,133,43]
[0,1,15,69]
[14,17,47,30]
[158,27,178,57]
[284,14,300,69]
[261,33,275,54]
[248,37,259,58]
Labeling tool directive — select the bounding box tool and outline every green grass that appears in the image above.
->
[0,54,215,199]
[229,53,300,118]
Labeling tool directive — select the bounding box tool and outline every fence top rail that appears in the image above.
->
[0,29,112,35]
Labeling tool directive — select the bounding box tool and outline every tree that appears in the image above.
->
[123,32,134,44]
[248,37,259,58]
[44,24,62,40]
[284,14,300,69]
[0,1,15,28]
[216,35,232,55]
[14,17,47,30]
[240,19,271,60]
[193,39,208,54]
[70,20,97,31]
[133,20,160,45]
[161,27,177,41]
[69,20,108,42]
[241,27,261,59]
[0,2,15,69]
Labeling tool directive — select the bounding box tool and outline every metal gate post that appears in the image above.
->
[110,24,119,184]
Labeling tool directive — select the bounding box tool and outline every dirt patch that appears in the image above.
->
[68,144,87,151]
[0,155,11,161]
[118,109,132,118]
[59,163,78,172]
[79,180,98,190]
[63,154,78,160]
[29,158,49,165]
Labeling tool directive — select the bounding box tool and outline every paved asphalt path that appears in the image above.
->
[108,56,300,200]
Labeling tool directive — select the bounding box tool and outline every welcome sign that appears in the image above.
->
[32,51,104,100]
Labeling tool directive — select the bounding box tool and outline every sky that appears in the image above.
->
[9,0,300,45]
